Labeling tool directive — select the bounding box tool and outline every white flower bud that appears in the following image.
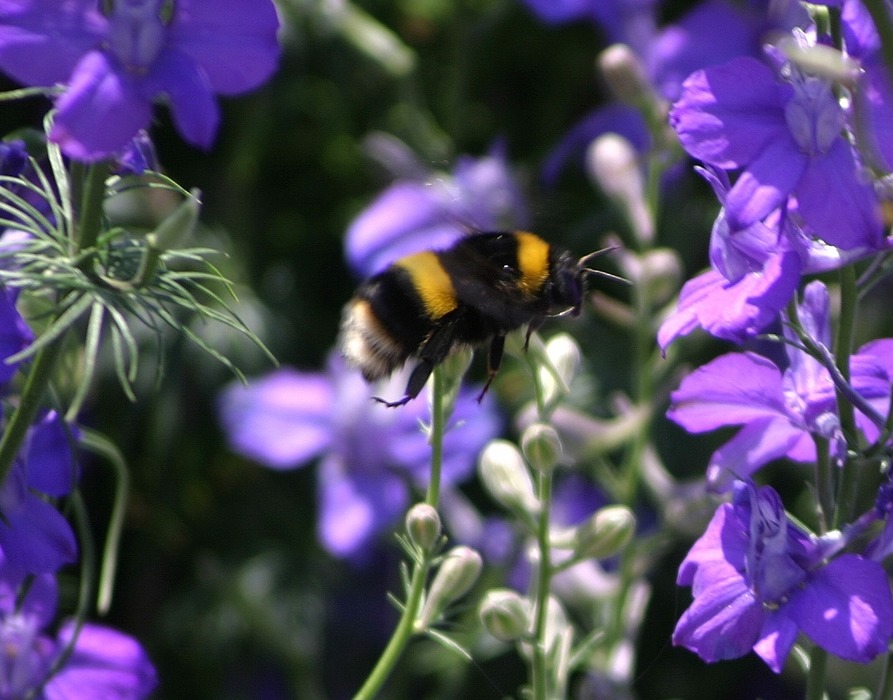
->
[586,134,653,245]
[478,440,540,516]
[479,589,530,642]
[405,503,441,551]
[417,546,483,629]
[521,423,562,474]
[597,44,652,105]
[573,506,636,559]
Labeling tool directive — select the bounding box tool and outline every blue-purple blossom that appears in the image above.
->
[667,282,893,490]
[0,286,32,385]
[218,357,500,558]
[657,165,887,350]
[345,144,529,277]
[0,0,281,161]
[0,572,157,698]
[0,411,79,576]
[674,481,893,672]
[670,46,883,250]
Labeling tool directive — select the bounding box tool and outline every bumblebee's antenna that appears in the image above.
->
[578,246,631,286]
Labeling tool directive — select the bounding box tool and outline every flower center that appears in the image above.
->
[106,0,171,75]
[784,73,845,156]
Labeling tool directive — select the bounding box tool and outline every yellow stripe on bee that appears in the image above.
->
[395,251,458,318]
[515,231,551,293]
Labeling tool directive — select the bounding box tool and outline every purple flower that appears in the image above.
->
[657,165,887,350]
[0,0,281,160]
[0,411,78,576]
[0,572,157,698]
[674,481,893,672]
[670,47,883,250]
[667,282,893,490]
[345,144,529,277]
[218,357,500,558]
[0,286,33,385]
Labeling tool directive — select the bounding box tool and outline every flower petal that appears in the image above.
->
[0,494,77,575]
[752,612,799,673]
[26,411,77,496]
[0,0,105,86]
[50,622,158,699]
[787,555,893,663]
[218,368,334,469]
[169,0,280,94]
[50,50,151,161]
[795,138,883,250]
[317,454,408,558]
[706,417,806,491]
[673,568,764,663]
[668,352,787,432]
[671,56,788,168]
[724,136,807,229]
[143,47,218,149]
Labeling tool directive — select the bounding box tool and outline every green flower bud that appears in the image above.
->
[478,440,540,516]
[521,422,562,474]
[417,546,483,629]
[479,589,530,642]
[573,505,635,560]
[405,503,441,551]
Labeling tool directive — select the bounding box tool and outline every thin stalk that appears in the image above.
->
[353,367,447,699]
[0,339,63,486]
[74,163,106,263]
[876,646,893,700]
[832,265,859,530]
[805,646,828,700]
[530,470,554,700]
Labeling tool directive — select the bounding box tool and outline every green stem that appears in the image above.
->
[425,367,445,507]
[805,646,828,700]
[74,162,106,262]
[0,339,63,486]
[531,470,554,700]
[353,367,448,699]
[832,265,859,530]
[813,438,832,534]
[876,648,893,700]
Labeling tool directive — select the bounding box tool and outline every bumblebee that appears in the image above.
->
[339,231,613,407]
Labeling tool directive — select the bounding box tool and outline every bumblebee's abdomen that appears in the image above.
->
[339,262,446,381]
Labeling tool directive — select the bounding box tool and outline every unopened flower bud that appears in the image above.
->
[405,503,441,551]
[479,589,530,642]
[637,248,682,306]
[417,546,483,629]
[478,440,540,515]
[586,134,653,245]
[574,505,635,559]
[537,332,582,405]
[598,44,652,106]
[441,345,474,387]
[521,423,562,474]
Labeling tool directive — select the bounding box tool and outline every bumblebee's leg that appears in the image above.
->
[477,334,505,403]
[373,316,459,407]
[524,319,543,350]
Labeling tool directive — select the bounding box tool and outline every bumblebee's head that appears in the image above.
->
[550,246,626,317]
[551,252,587,317]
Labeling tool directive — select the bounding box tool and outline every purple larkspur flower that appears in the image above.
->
[345,144,529,277]
[674,481,893,672]
[218,356,500,558]
[0,572,157,698]
[670,43,883,250]
[0,411,78,576]
[0,0,280,161]
[658,164,888,350]
[667,281,893,490]
[0,285,33,385]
